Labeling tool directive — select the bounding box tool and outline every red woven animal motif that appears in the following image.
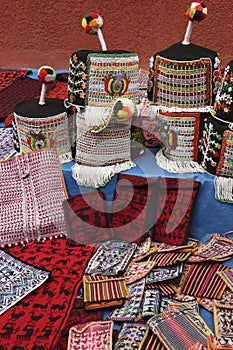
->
[153,177,200,245]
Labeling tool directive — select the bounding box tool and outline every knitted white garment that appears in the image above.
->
[214,177,233,203]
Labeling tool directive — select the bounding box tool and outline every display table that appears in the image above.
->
[62,147,233,244]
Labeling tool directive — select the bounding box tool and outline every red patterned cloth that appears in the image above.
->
[63,190,113,247]
[0,69,31,91]
[153,177,200,245]
[111,174,157,242]
[0,238,94,349]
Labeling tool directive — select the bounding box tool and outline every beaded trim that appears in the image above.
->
[86,53,140,106]
[154,56,212,108]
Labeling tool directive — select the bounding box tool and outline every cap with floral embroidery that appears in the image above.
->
[212,60,233,123]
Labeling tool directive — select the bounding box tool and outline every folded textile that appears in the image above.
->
[111,174,157,242]
[152,177,201,246]
[83,275,129,310]
[0,149,68,246]
[63,190,112,247]
[0,250,49,315]
[84,240,137,276]
[67,321,114,350]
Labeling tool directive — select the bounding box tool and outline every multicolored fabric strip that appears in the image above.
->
[156,238,199,253]
[180,262,228,299]
[149,311,209,350]
[83,275,129,309]
[141,288,160,319]
[160,294,199,314]
[84,240,137,276]
[145,265,182,284]
[125,261,156,285]
[0,250,49,315]
[108,278,145,322]
[213,301,233,336]
[198,289,233,313]
[114,322,148,350]
[217,269,233,292]
[207,335,233,350]
[138,328,166,350]
[67,321,114,350]
[188,234,233,263]
[149,251,191,266]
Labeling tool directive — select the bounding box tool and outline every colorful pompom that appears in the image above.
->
[38,66,56,84]
[186,1,207,22]
[82,13,104,34]
[113,98,135,122]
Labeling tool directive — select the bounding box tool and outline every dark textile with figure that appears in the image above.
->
[0,238,94,349]
[152,177,200,245]
[63,190,113,247]
[111,174,157,242]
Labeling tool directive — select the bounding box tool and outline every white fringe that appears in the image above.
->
[59,151,73,164]
[72,161,136,188]
[149,105,213,115]
[156,149,206,174]
[84,106,112,133]
[214,177,233,203]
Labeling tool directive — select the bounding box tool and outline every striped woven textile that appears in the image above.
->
[149,251,191,266]
[180,262,228,299]
[139,328,166,350]
[149,311,209,350]
[83,275,129,306]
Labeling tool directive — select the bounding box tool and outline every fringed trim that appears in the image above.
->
[84,106,112,133]
[214,177,233,203]
[59,151,73,164]
[155,149,206,174]
[149,105,213,116]
[72,161,136,188]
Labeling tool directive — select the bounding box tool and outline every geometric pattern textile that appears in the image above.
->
[84,240,137,276]
[67,321,114,350]
[180,262,228,299]
[83,275,129,309]
[213,301,233,337]
[188,234,233,263]
[114,322,148,350]
[0,238,94,349]
[217,269,233,292]
[0,127,17,160]
[108,278,145,322]
[138,328,166,350]
[0,250,49,315]
[0,149,68,247]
